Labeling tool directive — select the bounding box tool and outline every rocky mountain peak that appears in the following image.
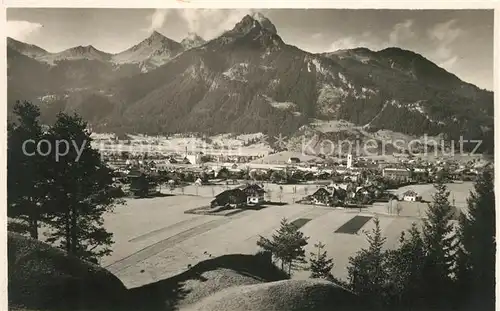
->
[181,32,206,49]
[147,31,167,42]
[230,14,262,34]
[217,13,283,48]
[70,45,98,53]
[251,12,277,35]
[229,13,277,36]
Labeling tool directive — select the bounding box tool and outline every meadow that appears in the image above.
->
[101,182,474,288]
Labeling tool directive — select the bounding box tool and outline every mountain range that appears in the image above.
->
[7,12,494,153]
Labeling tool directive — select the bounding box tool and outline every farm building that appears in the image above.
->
[210,188,247,208]
[308,187,347,206]
[382,168,411,181]
[240,184,266,206]
[402,190,422,202]
[288,157,301,164]
[309,188,332,205]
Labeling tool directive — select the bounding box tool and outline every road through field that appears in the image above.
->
[105,209,251,274]
[113,205,330,287]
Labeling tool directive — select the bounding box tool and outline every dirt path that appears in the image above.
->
[128,217,206,243]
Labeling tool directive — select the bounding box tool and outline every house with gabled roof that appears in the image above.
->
[309,188,332,205]
[308,187,347,206]
[210,188,247,208]
[402,190,422,202]
[238,183,266,206]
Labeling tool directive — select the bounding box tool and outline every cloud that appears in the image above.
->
[7,20,43,41]
[326,32,382,52]
[428,19,463,42]
[389,19,415,46]
[325,20,416,53]
[427,19,464,70]
[311,33,323,40]
[439,56,459,69]
[177,9,255,39]
[328,37,364,51]
[145,8,255,39]
[146,9,171,33]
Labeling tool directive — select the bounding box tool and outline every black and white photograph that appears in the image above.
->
[4,5,497,311]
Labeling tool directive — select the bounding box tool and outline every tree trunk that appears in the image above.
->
[65,208,71,253]
[29,201,38,239]
[29,218,38,239]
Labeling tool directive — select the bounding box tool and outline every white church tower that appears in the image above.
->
[347,154,353,169]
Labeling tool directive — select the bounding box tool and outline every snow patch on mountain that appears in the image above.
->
[338,72,349,84]
[407,101,426,114]
[389,100,445,125]
[259,64,274,71]
[263,95,297,111]
[311,59,327,75]
[269,101,297,110]
[352,86,377,99]
[223,63,249,82]
[305,57,338,81]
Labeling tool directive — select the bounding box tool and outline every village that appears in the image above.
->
[90,143,486,288]
[104,145,484,208]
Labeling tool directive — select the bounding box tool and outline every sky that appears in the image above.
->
[6,8,494,90]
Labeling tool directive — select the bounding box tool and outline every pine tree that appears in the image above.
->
[7,101,48,239]
[347,217,388,306]
[385,223,426,307]
[309,241,334,279]
[130,173,156,197]
[421,181,457,306]
[257,218,309,275]
[456,167,495,310]
[43,112,123,263]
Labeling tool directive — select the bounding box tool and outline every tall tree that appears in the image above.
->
[421,181,457,306]
[457,167,495,310]
[347,217,388,306]
[257,218,309,276]
[7,101,47,239]
[44,112,123,264]
[309,241,334,280]
[130,173,157,198]
[385,223,426,307]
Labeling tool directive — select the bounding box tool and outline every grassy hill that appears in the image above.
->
[8,233,365,311]
[8,233,129,311]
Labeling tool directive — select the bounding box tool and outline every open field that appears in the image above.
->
[91,132,272,157]
[335,216,373,234]
[101,181,474,288]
